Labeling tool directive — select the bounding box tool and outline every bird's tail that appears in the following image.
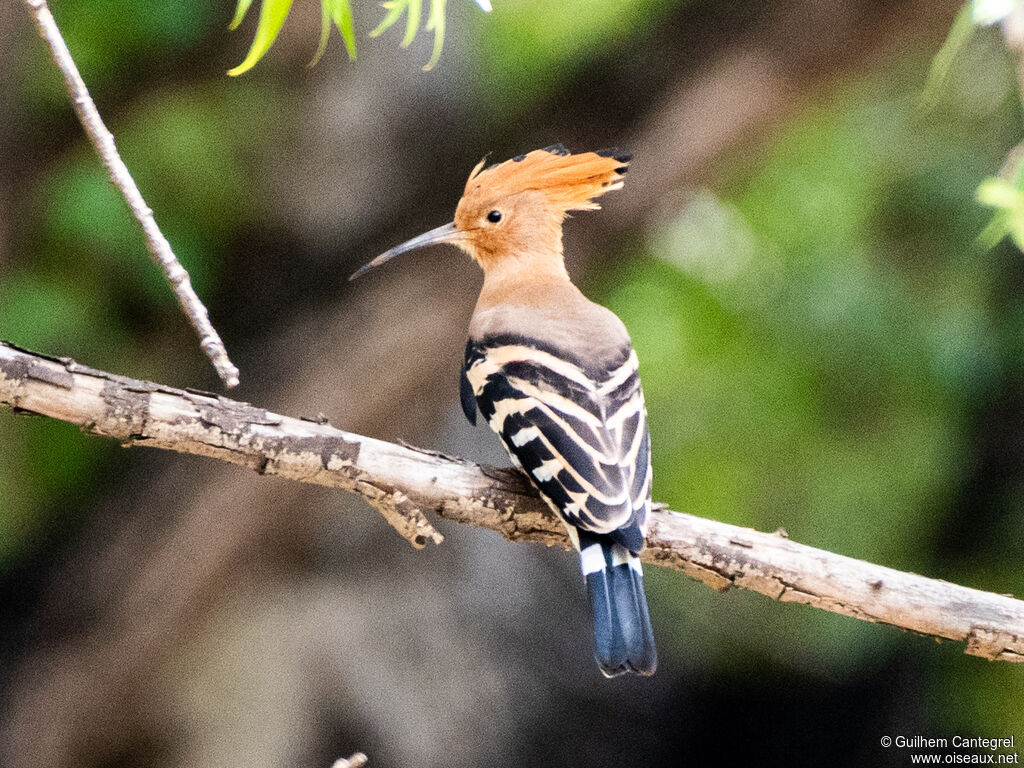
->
[579,534,657,677]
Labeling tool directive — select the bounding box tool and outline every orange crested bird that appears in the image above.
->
[351,145,656,677]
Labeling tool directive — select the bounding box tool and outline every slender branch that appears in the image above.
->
[21,0,240,389]
[2,340,1023,663]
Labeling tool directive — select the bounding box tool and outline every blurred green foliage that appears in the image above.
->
[15,0,215,111]
[609,80,1005,562]
[602,60,1024,730]
[470,0,685,104]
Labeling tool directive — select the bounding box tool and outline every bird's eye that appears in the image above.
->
[486,210,502,224]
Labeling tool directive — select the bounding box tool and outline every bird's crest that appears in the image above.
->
[462,144,630,214]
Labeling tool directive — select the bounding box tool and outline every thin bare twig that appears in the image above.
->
[2,340,1024,663]
[21,0,240,388]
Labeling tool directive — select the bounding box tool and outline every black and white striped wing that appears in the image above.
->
[463,338,652,553]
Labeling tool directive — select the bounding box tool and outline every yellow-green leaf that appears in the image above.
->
[371,0,435,60]
[401,0,422,48]
[976,177,1023,210]
[233,0,474,74]
[370,0,409,38]
[330,0,357,60]
[229,0,256,30]
[311,1,333,67]
[312,0,357,66]
[423,0,446,71]
[228,0,295,76]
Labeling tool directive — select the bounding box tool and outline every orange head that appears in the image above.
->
[350,145,630,280]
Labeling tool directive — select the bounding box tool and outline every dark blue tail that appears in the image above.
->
[579,534,657,677]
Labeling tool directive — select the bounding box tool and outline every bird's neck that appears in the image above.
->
[475,247,573,312]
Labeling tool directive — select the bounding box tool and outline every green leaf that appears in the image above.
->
[370,0,411,38]
[402,0,422,47]
[313,1,333,66]
[975,176,1022,208]
[371,0,424,48]
[371,0,447,67]
[312,0,357,66]
[229,0,255,30]
[227,0,295,76]
[423,0,447,71]
[331,0,357,59]
[975,174,1024,249]
[230,0,474,73]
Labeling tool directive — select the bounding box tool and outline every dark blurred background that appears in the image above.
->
[2,0,1023,766]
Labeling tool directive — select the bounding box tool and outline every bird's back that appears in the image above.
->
[465,280,650,552]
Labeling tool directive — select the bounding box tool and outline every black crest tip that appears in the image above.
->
[542,143,571,156]
[596,147,632,164]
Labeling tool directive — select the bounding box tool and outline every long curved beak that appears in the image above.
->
[349,221,463,281]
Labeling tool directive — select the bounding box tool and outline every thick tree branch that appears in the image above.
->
[21,0,239,388]
[2,340,1022,663]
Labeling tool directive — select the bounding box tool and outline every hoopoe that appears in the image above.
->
[351,145,657,677]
